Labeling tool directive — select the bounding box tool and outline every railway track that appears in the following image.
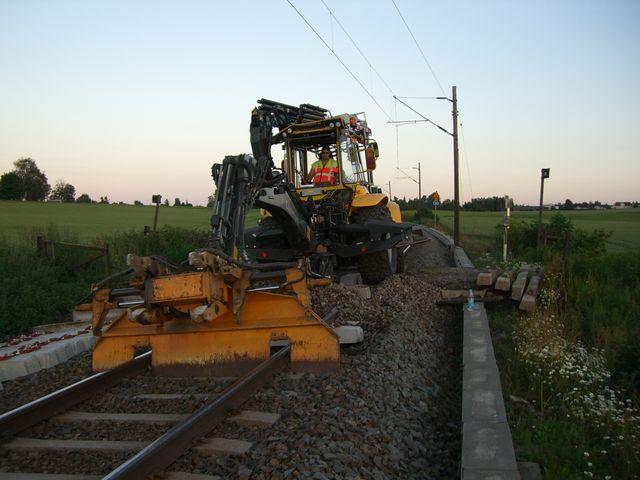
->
[0,346,291,479]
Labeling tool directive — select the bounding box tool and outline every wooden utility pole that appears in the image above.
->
[536,168,550,258]
[452,86,460,246]
[388,180,392,198]
[417,162,422,200]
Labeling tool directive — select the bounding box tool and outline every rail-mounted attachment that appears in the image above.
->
[83,252,339,376]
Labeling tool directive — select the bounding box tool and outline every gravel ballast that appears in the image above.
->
[0,231,462,479]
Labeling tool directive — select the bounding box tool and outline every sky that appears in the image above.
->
[1,0,639,206]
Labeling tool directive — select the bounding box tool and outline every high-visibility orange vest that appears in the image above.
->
[310,158,339,184]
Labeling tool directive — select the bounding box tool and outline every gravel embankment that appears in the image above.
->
[0,231,463,479]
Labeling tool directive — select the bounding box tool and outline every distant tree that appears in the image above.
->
[562,199,575,210]
[77,193,92,203]
[49,180,76,202]
[134,200,143,206]
[12,158,50,201]
[99,196,110,204]
[207,195,215,207]
[174,198,182,206]
[0,172,24,200]
[183,200,193,207]
[163,199,170,207]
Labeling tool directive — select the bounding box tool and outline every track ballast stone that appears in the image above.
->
[0,231,462,479]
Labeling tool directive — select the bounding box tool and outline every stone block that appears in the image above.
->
[0,473,101,479]
[228,410,280,426]
[164,474,222,480]
[494,271,514,292]
[5,437,146,452]
[461,421,518,471]
[519,275,541,312]
[54,411,187,424]
[346,284,371,299]
[477,270,499,287]
[462,387,508,423]
[333,325,364,344]
[462,363,503,392]
[511,270,529,301]
[462,469,520,480]
[339,273,362,286]
[195,437,252,455]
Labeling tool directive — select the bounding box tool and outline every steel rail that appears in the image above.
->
[0,351,151,437]
[103,345,291,480]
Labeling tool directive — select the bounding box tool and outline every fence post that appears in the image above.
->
[103,244,110,276]
[37,236,45,256]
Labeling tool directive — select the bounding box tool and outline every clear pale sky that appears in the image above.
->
[1,0,639,205]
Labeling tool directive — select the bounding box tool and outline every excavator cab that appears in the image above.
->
[249,100,410,283]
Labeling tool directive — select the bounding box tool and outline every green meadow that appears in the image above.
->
[429,208,640,252]
[0,201,261,243]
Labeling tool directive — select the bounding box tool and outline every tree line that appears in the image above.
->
[0,158,199,206]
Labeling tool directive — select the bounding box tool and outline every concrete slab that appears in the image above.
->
[195,437,252,455]
[164,473,222,480]
[511,270,529,301]
[494,271,514,292]
[462,388,508,423]
[133,393,211,400]
[477,270,499,287]
[346,284,371,299]
[462,469,520,480]
[463,332,496,366]
[72,308,126,323]
[454,246,475,268]
[54,411,188,424]
[4,438,147,452]
[339,273,362,286]
[0,330,95,383]
[333,325,364,344]
[229,410,280,426]
[462,363,503,392]
[0,474,101,480]
[519,274,541,312]
[461,421,518,471]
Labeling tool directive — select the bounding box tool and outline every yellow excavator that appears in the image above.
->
[81,99,413,376]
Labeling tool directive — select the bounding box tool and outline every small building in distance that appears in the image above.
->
[613,201,633,209]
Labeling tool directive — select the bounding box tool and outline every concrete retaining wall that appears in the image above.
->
[426,227,519,479]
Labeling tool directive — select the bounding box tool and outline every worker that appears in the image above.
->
[306,146,339,185]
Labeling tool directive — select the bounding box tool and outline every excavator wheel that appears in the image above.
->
[353,204,396,284]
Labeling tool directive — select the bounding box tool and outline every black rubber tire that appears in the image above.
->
[257,216,290,249]
[353,205,394,284]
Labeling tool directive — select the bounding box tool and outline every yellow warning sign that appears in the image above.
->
[433,191,440,202]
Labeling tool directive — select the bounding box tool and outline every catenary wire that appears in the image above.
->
[390,0,446,96]
[393,96,451,136]
[319,0,396,97]
[285,0,392,121]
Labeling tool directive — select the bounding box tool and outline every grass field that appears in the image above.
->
[1,201,638,252]
[0,201,261,243]
[427,208,640,252]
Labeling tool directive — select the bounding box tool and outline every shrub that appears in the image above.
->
[0,226,211,340]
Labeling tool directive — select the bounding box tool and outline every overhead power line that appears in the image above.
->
[285,0,392,121]
[390,0,446,96]
[393,96,451,136]
[319,0,396,97]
